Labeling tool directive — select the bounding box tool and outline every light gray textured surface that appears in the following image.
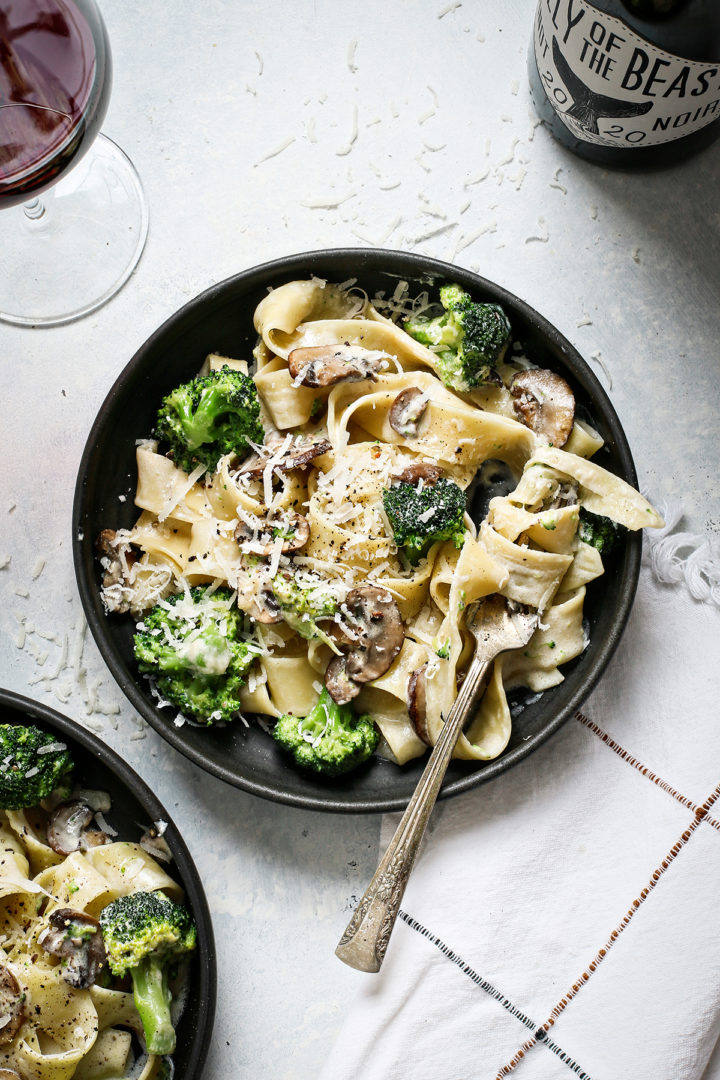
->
[1,1,719,1077]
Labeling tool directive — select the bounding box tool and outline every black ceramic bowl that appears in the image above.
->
[0,688,216,1077]
[73,248,641,813]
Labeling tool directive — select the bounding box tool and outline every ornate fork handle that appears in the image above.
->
[335,651,494,972]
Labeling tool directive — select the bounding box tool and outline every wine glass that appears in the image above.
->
[0,0,148,327]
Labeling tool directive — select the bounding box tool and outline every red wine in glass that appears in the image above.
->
[0,0,147,326]
[0,0,111,208]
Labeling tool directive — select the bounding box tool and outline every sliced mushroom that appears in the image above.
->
[509,368,575,448]
[288,344,385,388]
[339,586,404,684]
[47,802,92,854]
[0,966,25,1046]
[95,530,138,614]
[140,824,173,864]
[38,908,106,989]
[389,387,429,439]
[407,664,430,745]
[234,512,310,556]
[46,801,110,856]
[391,462,444,486]
[236,432,332,478]
[82,827,112,849]
[324,655,361,705]
[277,514,311,553]
[247,589,283,625]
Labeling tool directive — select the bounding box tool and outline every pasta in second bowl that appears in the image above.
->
[0,689,216,1079]
[74,249,650,812]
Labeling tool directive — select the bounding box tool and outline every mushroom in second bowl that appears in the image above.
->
[46,799,112,855]
[38,909,107,989]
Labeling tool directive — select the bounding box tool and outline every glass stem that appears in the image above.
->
[23,198,46,221]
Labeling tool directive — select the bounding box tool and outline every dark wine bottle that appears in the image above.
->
[528,0,720,167]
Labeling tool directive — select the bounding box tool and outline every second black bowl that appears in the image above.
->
[0,688,216,1077]
[73,248,641,813]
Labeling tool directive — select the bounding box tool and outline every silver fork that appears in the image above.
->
[335,594,538,973]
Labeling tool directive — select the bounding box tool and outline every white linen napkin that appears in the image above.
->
[320,509,720,1080]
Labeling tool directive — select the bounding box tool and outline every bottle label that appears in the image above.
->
[533,0,720,147]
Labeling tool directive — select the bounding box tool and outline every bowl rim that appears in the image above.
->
[0,686,217,1076]
[72,246,641,813]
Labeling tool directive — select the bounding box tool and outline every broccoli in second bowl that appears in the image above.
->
[100,890,196,1056]
[0,724,74,810]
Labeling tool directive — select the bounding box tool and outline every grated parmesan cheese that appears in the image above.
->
[95,811,118,836]
[253,136,296,167]
[158,463,206,523]
[336,105,359,157]
[37,741,67,755]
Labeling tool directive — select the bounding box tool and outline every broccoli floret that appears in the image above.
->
[382,476,466,564]
[271,571,338,643]
[0,725,74,810]
[100,891,196,1056]
[435,638,451,660]
[404,283,512,392]
[154,365,264,474]
[273,688,379,777]
[578,507,623,555]
[134,586,258,725]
